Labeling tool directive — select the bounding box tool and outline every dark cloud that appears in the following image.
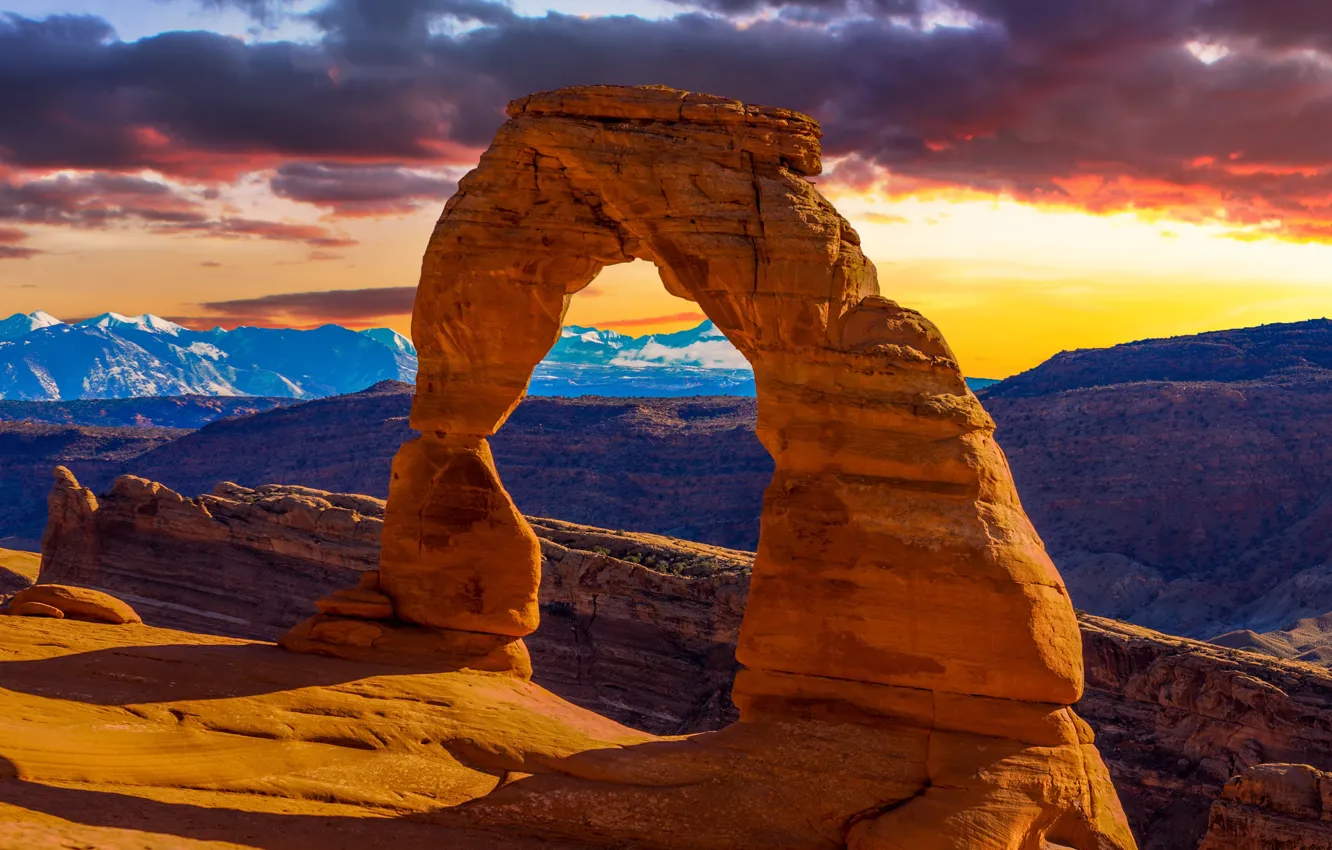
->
[0,170,357,246]
[199,285,416,321]
[200,260,223,267]
[667,0,919,18]
[270,161,457,215]
[3,1,1332,243]
[0,173,208,226]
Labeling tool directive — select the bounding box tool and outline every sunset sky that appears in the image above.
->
[2,0,1331,377]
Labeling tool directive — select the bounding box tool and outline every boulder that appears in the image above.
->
[10,601,63,619]
[11,585,140,625]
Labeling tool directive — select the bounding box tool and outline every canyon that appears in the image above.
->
[5,321,1331,651]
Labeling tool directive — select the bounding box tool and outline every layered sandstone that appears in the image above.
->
[37,472,749,732]
[41,470,1332,845]
[39,468,382,639]
[274,84,1133,848]
[1080,616,1332,848]
[1199,764,1332,849]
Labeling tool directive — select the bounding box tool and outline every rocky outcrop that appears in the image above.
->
[6,585,139,624]
[1199,764,1332,849]
[38,468,383,639]
[1080,617,1332,849]
[37,470,750,733]
[8,601,62,619]
[279,84,1133,849]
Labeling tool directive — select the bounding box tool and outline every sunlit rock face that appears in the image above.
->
[283,84,1137,850]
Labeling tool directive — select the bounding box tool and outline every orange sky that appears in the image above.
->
[4,184,1330,378]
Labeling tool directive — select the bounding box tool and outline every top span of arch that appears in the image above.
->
[506,85,825,177]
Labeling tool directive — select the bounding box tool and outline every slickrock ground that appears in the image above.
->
[0,616,639,850]
[0,612,1131,850]
[0,548,39,595]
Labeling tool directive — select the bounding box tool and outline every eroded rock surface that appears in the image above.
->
[39,468,383,639]
[38,471,750,733]
[1081,617,1332,849]
[1199,764,1332,849]
[7,586,138,624]
[276,84,1134,849]
[45,469,1332,846]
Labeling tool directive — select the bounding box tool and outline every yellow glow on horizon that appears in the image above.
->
[2,187,1329,378]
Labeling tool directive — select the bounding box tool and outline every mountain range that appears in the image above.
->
[0,312,995,400]
[0,311,416,400]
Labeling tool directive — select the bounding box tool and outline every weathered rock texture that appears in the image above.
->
[279,85,1133,849]
[1199,764,1332,849]
[7,585,139,625]
[40,468,382,639]
[43,470,1332,846]
[1080,617,1332,849]
[38,471,749,733]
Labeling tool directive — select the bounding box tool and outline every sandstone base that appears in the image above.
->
[280,614,532,679]
[1,618,1132,850]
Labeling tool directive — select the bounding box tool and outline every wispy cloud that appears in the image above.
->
[595,311,707,328]
[197,286,416,325]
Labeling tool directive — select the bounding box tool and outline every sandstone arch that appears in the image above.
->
[284,85,1136,849]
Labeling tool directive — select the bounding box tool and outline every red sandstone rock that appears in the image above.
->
[12,584,139,625]
[33,469,1332,847]
[1198,764,1332,849]
[10,600,63,619]
[285,84,1132,849]
[315,587,395,620]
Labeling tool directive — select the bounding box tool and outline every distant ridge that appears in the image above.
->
[0,311,415,401]
[0,312,995,400]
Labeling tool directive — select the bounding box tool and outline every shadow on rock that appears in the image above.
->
[0,755,568,850]
[0,641,482,705]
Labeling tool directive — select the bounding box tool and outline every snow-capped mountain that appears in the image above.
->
[0,310,62,341]
[0,312,417,401]
[0,312,992,400]
[532,320,756,396]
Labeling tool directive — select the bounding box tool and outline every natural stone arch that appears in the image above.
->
[284,85,1137,850]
